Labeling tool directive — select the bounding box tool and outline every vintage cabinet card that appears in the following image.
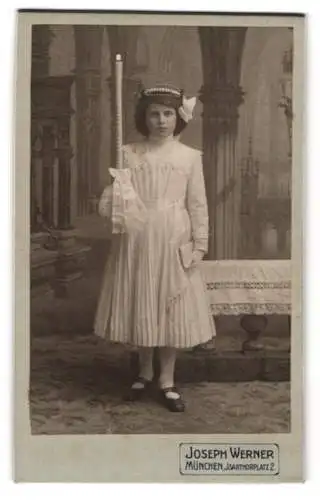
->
[13,10,305,482]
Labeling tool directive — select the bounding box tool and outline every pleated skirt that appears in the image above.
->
[94,206,216,348]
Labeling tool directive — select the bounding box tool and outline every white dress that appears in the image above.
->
[94,138,216,348]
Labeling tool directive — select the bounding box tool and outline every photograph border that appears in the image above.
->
[13,10,305,483]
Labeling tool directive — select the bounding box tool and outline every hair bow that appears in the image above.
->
[178,96,197,123]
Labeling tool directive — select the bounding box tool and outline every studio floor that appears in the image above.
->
[29,333,290,435]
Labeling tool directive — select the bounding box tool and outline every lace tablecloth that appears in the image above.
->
[199,260,291,315]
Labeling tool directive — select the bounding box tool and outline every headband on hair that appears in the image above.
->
[140,85,197,124]
[141,85,182,98]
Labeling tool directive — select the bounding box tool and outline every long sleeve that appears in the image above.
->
[186,152,209,254]
[97,145,128,219]
[98,166,147,235]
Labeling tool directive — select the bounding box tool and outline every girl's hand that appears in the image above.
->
[191,249,205,267]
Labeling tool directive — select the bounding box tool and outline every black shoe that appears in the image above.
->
[124,377,152,402]
[160,387,185,412]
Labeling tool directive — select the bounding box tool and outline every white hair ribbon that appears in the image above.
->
[178,96,197,123]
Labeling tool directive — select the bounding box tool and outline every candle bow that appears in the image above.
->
[178,96,197,123]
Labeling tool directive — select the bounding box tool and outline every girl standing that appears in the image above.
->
[94,84,216,412]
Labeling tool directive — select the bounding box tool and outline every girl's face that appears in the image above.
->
[145,103,177,139]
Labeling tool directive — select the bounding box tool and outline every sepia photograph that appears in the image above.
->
[14,10,304,482]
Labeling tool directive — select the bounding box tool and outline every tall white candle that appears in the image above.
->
[115,53,123,169]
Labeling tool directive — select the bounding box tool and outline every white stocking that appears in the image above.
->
[159,347,179,399]
[132,348,154,389]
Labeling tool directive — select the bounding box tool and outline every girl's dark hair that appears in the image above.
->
[134,94,188,137]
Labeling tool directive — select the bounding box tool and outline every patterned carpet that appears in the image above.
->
[30,334,291,435]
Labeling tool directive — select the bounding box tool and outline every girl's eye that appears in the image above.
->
[149,109,174,118]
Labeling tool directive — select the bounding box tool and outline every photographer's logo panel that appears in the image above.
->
[179,443,279,476]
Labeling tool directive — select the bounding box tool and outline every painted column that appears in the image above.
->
[32,25,54,77]
[74,26,104,215]
[31,25,55,232]
[198,27,247,260]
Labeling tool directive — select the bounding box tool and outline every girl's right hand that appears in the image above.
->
[190,249,205,267]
